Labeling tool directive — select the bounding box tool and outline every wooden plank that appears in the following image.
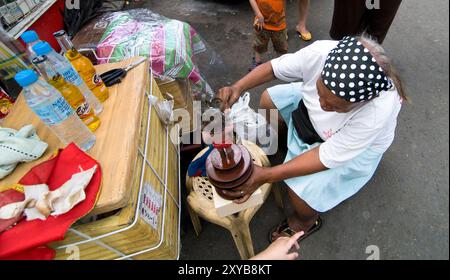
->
[52,99,180,259]
[0,57,149,216]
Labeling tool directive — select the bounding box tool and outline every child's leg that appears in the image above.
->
[271,29,289,57]
[253,29,270,62]
[250,29,270,71]
[255,51,263,63]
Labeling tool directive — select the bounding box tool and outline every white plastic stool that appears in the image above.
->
[185,141,284,259]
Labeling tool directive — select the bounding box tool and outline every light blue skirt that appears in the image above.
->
[268,83,384,213]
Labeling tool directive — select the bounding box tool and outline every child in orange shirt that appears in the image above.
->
[249,0,288,71]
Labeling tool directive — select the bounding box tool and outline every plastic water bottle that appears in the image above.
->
[20,30,41,60]
[32,41,103,115]
[32,55,101,132]
[14,70,96,151]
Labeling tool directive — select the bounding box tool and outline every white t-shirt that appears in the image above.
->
[271,40,403,169]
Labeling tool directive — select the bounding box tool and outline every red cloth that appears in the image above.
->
[5,246,55,260]
[0,143,102,260]
[0,190,25,233]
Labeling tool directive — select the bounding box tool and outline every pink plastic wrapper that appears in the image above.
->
[74,9,215,101]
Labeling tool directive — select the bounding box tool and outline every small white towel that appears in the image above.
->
[0,125,48,180]
[0,165,97,222]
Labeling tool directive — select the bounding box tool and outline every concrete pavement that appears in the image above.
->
[128,0,449,260]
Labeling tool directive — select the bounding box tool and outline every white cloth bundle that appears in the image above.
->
[0,125,48,179]
[0,165,97,222]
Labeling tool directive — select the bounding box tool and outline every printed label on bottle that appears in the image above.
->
[75,101,96,126]
[33,96,74,126]
[75,102,93,119]
[61,67,83,87]
[93,74,102,86]
[80,69,97,90]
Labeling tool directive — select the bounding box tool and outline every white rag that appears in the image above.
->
[0,125,48,180]
[0,165,97,222]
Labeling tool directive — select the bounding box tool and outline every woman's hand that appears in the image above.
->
[217,85,242,110]
[216,62,275,110]
[221,165,269,204]
[251,231,304,260]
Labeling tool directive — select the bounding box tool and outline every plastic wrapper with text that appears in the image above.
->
[73,9,216,101]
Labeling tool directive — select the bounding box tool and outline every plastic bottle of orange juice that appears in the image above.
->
[32,56,101,132]
[54,30,109,103]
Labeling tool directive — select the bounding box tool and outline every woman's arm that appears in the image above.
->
[225,146,328,203]
[265,146,327,184]
[235,61,276,93]
[218,61,276,108]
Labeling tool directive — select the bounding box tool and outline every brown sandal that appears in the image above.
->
[269,216,322,243]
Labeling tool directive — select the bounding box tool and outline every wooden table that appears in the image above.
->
[0,57,149,216]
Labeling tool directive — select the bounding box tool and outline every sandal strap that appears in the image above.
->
[280,226,297,237]
[270,217,323,243]
[276,219,298,237]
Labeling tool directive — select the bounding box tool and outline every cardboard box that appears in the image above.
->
[156,78,198,135]
[212,186,264,218]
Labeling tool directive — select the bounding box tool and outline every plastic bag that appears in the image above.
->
[229,93,278,155]
[149,95,174,125]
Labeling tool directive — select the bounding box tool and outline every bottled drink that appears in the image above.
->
[32,55,101,132]
[32,41,103,115]
[20,30,41,60]
[14,70,96,151]
[54,30,109,103]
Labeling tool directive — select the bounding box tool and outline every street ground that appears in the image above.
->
[127,0,449,260]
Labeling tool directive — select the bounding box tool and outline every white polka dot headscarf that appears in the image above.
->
[321,36,393,103]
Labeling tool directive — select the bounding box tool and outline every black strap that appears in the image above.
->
[291,100,324,145]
